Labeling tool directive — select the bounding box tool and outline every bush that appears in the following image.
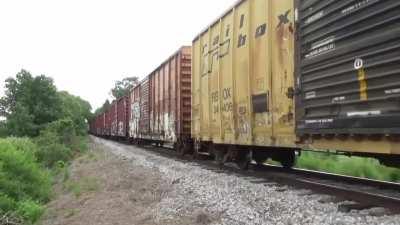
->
[0,194,16,213]
[297,151,400,182]
[5,137,38,153]
[0,138,51,222]
[35,119,88,168]
[16,200,44,224]
[35,131,73,168]
[42,119,76,148]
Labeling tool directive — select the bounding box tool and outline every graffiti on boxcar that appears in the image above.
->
[111,120,117,136]
[130,102,140,138]
[118,121,124,136]
[276,10,294,63]
[277,10,290,28]
[237,102,250,135]
[163,113,176,142]
[202,19,269,75]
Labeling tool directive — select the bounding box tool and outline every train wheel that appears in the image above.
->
[214,149,226,166]
[176,143,185,157]
[279,150,296,169]
[192,148,199,160]
[236,150,252,170]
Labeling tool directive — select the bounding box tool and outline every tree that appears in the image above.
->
[58,91,92,135]
[110,77,139,100]
[94,100,111,116]
[0,70,62,136]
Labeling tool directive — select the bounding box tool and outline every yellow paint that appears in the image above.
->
[192,0,296,148]
[358,68,368,101]
[191,0,399,156]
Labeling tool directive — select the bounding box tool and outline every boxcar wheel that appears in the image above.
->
[280,151,296,169]
[236,151,252,170]
[214,149,226,166]
[176,143,185,157]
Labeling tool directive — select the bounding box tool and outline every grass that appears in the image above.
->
[63,177,100,198]
[296,151,400,182]
[62,151,101,198]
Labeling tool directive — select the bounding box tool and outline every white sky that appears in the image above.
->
[0,0,236,110]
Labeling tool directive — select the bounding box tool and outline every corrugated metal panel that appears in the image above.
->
[100,113,105,135]
[129,85,141,138]
[295,0,400,135]
[110,101,118,136]
[125,95,131,137]
[147,47,192,142]
[192,0,296,147]
[105,107,111,136]
[116,96,129,137]
[178,47,192,136]
[139,78,151,135]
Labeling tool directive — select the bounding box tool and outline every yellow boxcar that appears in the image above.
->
[192,0,297,168]
[192,0,400,168]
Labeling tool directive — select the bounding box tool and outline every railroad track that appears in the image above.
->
[118,140,400,215]
[254,165,400,214]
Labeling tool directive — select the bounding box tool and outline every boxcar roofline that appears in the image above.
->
[192,0,246,42]
[127,46,190,94]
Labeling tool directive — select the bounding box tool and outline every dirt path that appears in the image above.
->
[40,138,207,225]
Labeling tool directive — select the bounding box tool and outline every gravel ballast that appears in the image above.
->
[94,137,400,225]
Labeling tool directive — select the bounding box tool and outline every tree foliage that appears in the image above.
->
[94,100,111,116]
[110,76,139,100]
[58,91,92,135]
[0,70,62,136]
[93,76,139,116]
[0,70,92,137]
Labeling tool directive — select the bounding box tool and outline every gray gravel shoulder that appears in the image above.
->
[94,137,400,225]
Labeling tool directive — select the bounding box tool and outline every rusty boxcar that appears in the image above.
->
[129,83,141,140]
[104,107,111,136]
[139,77,151,139]
[149,47,192,147]
[109,101,118,137]
[99,113,106,136]
[128,47,192,151]
[116,96,130,138]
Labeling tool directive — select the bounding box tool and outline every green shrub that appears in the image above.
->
[42,119,76,148]
[0,139,51,203]
[0,138,51,222]
[35,128,72,168]
[5,137,38,153]
[16,200,44,224]
[297,151,400,182]
[0,194,16,213]
[35,119,89,167]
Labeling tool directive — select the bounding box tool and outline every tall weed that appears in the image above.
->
[297,151,400,182]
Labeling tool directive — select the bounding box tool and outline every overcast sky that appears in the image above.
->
[0,0,236,110]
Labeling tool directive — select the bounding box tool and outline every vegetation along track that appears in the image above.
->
[111,138,400,215]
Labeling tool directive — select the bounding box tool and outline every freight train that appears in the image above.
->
[90,0,400,169]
